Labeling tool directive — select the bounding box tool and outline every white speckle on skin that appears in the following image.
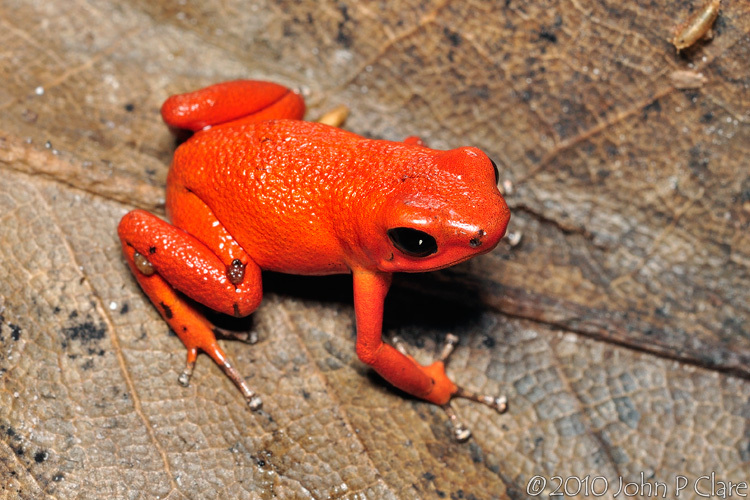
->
[35,86,44,95]
[109,302,117,310]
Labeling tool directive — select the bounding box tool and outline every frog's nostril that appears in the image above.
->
[469,229,485,248]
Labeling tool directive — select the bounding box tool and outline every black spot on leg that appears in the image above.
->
[227,259,245,285]
[160,302,173,319]
[9,324,21,341]
[233,303,241,317]
[148,246,156,254]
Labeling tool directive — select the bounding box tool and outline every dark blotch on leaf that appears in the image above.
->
[62,321,105,344]
[444,27,461,46]
[539,28,557,43]
[642,99,662,119]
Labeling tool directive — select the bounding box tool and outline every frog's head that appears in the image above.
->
[371,146,510,273]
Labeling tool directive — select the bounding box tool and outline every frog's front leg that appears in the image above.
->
[352,271,458,404]
[118,209,264,409]
[353,270,508,441]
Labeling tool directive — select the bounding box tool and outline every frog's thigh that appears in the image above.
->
[167,184,250,268]
[118,209,262,318]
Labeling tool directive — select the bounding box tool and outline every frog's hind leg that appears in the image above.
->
[161,80,306,132]
[118,208,264,409]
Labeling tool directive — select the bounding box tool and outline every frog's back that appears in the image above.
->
[167,120,425,273]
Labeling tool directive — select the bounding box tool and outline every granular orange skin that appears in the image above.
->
[118,80,510,406]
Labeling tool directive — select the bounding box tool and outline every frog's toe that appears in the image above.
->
[434,333,508,441]
[455,388,508,413]
[178,348,198,387]
[213,326,259,345]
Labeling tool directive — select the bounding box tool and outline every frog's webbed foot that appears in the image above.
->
[392,333,508,442]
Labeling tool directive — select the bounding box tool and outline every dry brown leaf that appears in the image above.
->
[1,0,749,499]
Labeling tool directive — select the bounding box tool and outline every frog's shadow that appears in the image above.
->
[209,270,484,336]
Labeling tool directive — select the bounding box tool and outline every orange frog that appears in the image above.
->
[118,80,510,440]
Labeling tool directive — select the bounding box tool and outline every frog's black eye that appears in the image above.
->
[387,227,438,257]
[490,159,499,184]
